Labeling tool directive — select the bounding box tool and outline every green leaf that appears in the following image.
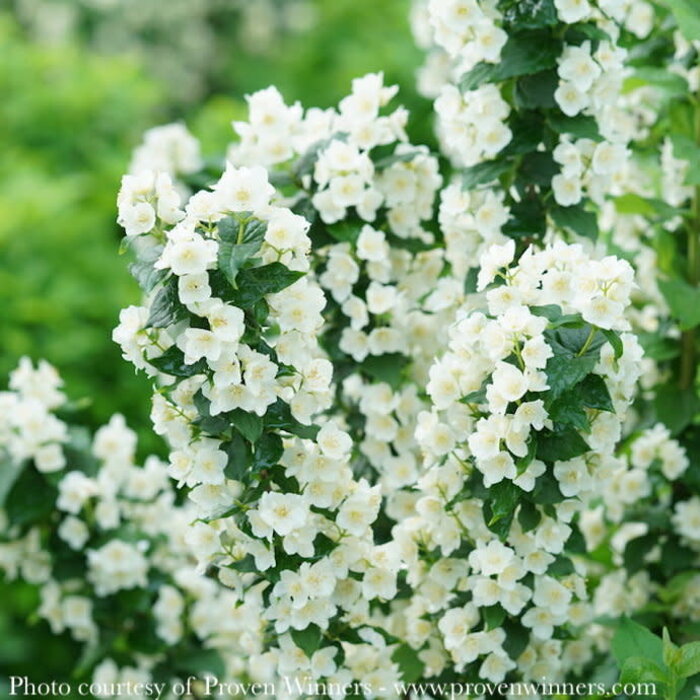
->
[148,347,207,378]
[678,642,700,678]
[482,604,507,630]
[548,555,574,576]
[460,31,560,91]
[515,70,558,110]
[502,111,545,156]
[653,385,699,436]
[391,644,426,683]
[658,278,700,331]
[503,194,546,239]
[265,399,320,440]
[5,465,57,527]
[578,374,614,412]
[601,328,624,361]
[536,426,589,462]
[614,193,685,220]
[361,353,409,390]
[176,648,226,678]
[146,277,188,328]
[230,263,304,308]
[544,326,603,397]
[520,151,559,186]
[499,0,558,28]
[612,617,664,667]
[230,409,264,444]
[517,501,541,532]
[624,533,657,575]
[529,470,564,504]
[626,67,689,97]
[550,202,599,240]
[548,113,601,141]
[545,353,599,399]
[485,480,520,540]
[129,259,167,294]
[566,21,611,42]
[0,453,26,510]
[619,656,669,687]
[326,221,361,244]
[462,159,512,189]
[217,222,265,288]
[548,392,590,432]
[222,433,252,481]
[253,432,284,471]
[665,0,700,41]
[291,623,323,658]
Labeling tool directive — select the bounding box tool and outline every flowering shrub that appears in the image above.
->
[5,0,700,696]
[0,359,264,696]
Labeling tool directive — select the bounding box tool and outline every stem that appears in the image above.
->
[577,326,597,357]
[679,94,700,390]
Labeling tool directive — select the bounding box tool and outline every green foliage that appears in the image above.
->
[613,620,700,700]
[0,14,163,455]
[459,31,560,91]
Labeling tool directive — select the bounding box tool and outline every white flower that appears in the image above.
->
[257,492,310,537]
[317,423,352,460]
[554,0,591,24]
[491,362,529,403]
[469,540,515,577]
[178,328,222,364]
[552,173,583,206]
[214,163,274,212]
[178,273,211,305]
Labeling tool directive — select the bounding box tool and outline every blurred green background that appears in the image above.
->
[0,0,430,687]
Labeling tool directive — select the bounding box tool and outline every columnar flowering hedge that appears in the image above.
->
[5,0,700,697]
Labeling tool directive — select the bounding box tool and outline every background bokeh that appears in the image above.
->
[0,0,432,685]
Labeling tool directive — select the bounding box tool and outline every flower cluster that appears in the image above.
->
[0,359,264,692]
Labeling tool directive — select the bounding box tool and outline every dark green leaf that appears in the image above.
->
[548,391,590,432]
[578,374,614,412]
[515,69,558,109]
[176,648,226,678]
[548,113,601,141]
[460,31,560,91]
[623,534,657,575]
[462,159,512,189]
[230,263,304,308]
[146,277,188,328]
[536,427,589,462]
[148,346,207,378]
[550,202,599,240]
[503,195,546,239]
[361,353,409,390]
[253,432,284,471]
[265,399,320,440]
[518,501,541,532]
[222,433,253,481]
[485,480,520,540]
[230,409,264,444]
[6,465,57,527]
[529,470,565,504]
